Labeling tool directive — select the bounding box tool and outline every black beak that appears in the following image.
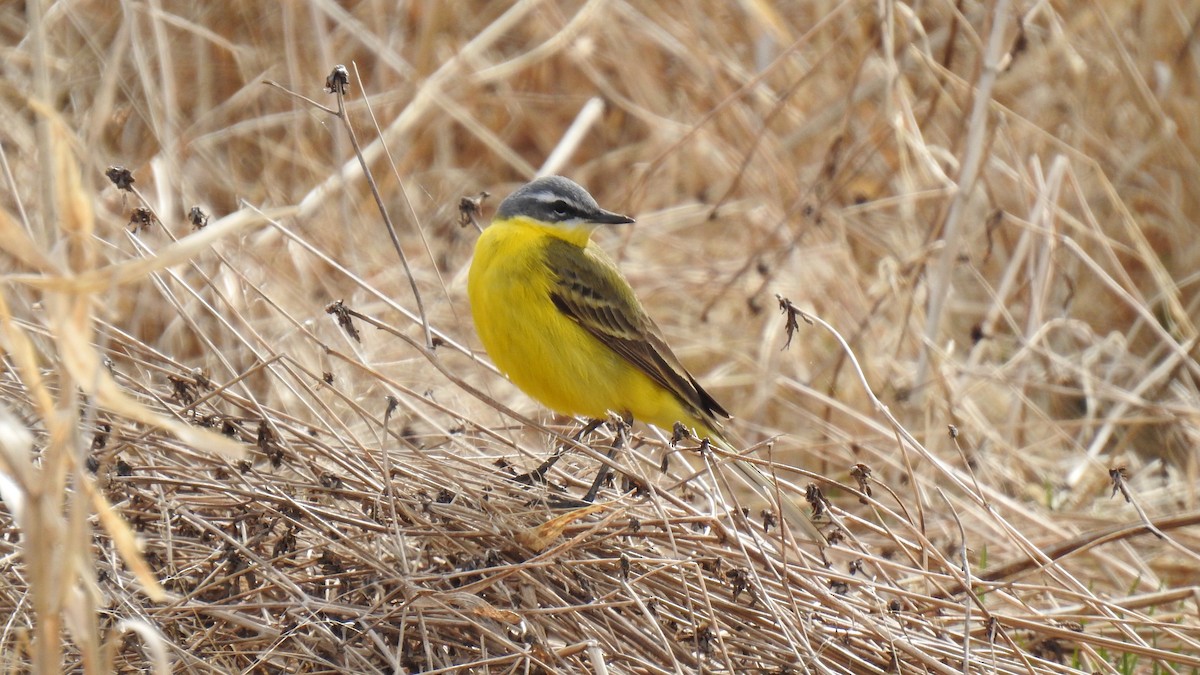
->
[591,208,635,225]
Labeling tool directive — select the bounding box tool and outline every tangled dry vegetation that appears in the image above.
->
[2,0,1200,672]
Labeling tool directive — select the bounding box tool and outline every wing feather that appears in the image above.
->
[544,238,729,426]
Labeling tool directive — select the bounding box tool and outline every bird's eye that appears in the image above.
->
[551,200,571,217]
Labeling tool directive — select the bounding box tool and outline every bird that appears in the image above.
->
[468,175,822,541]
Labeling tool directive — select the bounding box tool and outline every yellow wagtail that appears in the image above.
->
[468,175,822,541]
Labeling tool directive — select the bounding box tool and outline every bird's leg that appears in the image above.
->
[582,414,631,502]
[574,417,609,442]
[511,418,606,486]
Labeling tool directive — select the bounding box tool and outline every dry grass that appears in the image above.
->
[2,0,1200,672]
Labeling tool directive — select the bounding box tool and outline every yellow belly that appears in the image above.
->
[468,221,697,430]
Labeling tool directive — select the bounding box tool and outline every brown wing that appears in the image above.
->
[544,237,729,425]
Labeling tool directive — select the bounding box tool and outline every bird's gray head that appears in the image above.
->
[496,176,634,226]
